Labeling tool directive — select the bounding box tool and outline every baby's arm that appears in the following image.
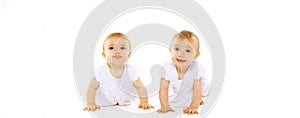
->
[157,78,175,113]
[183,78,203,114]
[134,78,154,110]
[83,77,101,111]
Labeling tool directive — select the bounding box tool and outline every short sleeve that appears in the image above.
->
[94,65,104,84]
[194,62,207,80]
[162,63,172,80]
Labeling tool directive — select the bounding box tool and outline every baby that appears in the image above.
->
[83,33,154,111]
[157,30,209,114]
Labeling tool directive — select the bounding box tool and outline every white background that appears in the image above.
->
[0,0,299,118]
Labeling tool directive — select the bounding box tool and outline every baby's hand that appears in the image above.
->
[183,106,198,115]
[156,105,175,113]
[138,103,154,110]
[83,104,101,111]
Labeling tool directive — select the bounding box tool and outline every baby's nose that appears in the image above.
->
[177,52,184,57]
[113,50,120,54]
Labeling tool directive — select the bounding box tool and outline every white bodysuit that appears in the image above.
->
[94,63,140,106]
[162,61,210,108]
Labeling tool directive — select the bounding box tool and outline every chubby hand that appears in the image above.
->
[157,105,175,113]
[183,106,199,114]
[83,104,101,111]
[138,103,154,110]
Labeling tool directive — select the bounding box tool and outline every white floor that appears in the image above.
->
[88,96,205,118]
[90,106,204,118]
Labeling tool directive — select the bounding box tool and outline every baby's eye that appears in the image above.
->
[109,47,114,50]
[175,47,179,51]
[186,49,191,53]
[120,47,126,50]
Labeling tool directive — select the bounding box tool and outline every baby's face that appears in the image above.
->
[102,38,131,65]
[170,38,199,69]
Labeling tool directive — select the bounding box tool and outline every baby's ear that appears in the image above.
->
[195,51,200,58]
[102,52,106,58]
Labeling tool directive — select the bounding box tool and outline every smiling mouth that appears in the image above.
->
[113,55,122,59]
[176,59,186,62]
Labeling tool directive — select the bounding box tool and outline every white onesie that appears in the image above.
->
[94,63,140,106]
[162,61,210,108]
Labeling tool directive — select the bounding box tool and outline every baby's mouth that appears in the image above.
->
[113,55,122,59]
[176,59,186,62]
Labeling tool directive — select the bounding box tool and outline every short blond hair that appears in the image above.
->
[171,30,200,51]
[102,32,131,50]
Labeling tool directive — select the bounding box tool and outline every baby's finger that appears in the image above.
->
[183,109,190,114]
[139,104,145,109]
[96,105,101,110]
[191,110,196,114]
[145,105,149,110]
[139,105,144,109]
[142,105,147,110]
[93,106,98,111]
[91,106,95,111]
[140,105,144,109]
[184,110,189,114]
[183,109,187,114]
[185,110,189,114]
[149,105,154,109]
[159,109,165,113]
[170,108,175,112]
[83,107,87,111]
